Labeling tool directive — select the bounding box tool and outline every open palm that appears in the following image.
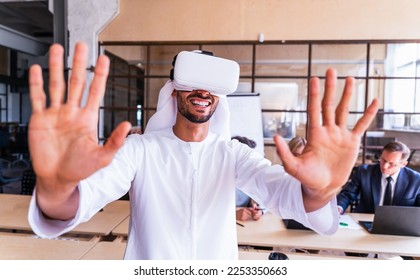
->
[274,69,378,211]
[28,42,131,190]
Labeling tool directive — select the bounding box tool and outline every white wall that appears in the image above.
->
[100,0,420,41]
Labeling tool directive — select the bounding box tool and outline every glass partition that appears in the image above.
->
[100,40,420,170]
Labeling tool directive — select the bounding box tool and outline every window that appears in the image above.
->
[381,44,420,130]
[100,41,420,169]
[100,51,144,143]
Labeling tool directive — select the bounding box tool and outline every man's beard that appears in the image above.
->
[178,107,216,123]
[177,93,218,123]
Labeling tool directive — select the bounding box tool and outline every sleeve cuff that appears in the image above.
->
[27,186,86,238]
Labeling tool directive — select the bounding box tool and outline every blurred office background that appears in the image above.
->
[1,0,420,194]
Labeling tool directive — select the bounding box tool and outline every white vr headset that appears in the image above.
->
[171,50,240,96]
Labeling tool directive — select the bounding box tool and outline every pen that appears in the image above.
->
[236,222,245,227]
[339,222,348,226]
[253,206,266,211]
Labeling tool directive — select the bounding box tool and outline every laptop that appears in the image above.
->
[282,219,312,231]
[359,205,420,237]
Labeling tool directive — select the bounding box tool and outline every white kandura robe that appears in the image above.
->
[28,128,338,259]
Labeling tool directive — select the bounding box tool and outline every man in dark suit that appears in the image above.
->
[337,141,420,214]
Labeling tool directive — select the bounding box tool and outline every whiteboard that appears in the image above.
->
[227,93,264,156]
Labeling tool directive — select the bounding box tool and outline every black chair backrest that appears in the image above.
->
[0,130,10,149]
[21,168,36,195]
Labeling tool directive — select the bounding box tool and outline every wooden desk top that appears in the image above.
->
[81,241,126,260]
[70,200,130,236]
[0,194,130,236]
[0,234,95,260]
[111,216,129,236]
[80,242,366,260]
[238,250,368,260]
[108,212,417,257]
[0,194,32,231]
[237,212,420,257]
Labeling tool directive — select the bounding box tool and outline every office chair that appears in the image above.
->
[0,130,12,168]
[21,168,36,195]
[407,149,416,165]
[10,128,30,168]
[0,160,21,193]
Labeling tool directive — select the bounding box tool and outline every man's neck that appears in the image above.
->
[172,117,210,142]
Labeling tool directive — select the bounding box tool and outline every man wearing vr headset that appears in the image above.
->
[27,42,378,259]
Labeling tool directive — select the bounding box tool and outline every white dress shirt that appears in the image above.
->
[28,128,338,259]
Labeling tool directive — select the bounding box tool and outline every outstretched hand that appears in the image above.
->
[274,69,378,212]
[28,42,131,218]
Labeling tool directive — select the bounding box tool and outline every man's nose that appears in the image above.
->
[195,89,210,94]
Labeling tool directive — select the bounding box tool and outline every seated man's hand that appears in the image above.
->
[236,207,263,221]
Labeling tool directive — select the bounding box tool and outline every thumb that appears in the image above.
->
[101,121,132,162]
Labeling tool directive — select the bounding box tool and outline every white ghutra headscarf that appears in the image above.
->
[144,50,240,139]
[143,80,231,139]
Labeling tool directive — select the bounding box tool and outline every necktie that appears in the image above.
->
[383,176,393,205]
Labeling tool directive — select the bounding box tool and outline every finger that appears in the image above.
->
[29,64,46,113]
[243,210,252,219]
[99,121,132,165]
[85,55,110,112]
[48,44,65,109]
[321,68,337,126]
[273,134,298,177]
[307,77,322,130]
[67,42,88,106]
[253,211,262,220]
[352,98,379,136]
[239,209,251,220]
[335,77,354,126]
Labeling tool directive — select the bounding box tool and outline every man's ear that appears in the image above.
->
[401,160,408,167]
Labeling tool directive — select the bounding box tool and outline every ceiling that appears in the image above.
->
[0,0,52,38]
[0,0,53,55]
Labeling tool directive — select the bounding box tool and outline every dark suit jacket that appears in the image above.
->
[337,164,420,213]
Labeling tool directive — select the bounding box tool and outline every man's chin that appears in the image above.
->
[187,115,211,124]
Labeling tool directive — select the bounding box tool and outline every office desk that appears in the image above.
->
[70,200,130,236]
[237,213,420,257]
[111,216,129,237]
[81,241,126,260]
[0,234,95,260]
[0,194,130,237]
[0,194,32,231]
[80,242,365,260]
[238,250,367,260]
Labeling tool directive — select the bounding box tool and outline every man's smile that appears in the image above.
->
[190,98,211,107]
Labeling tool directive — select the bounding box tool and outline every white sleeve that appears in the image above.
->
[306,197,338,234]
[28,173,133,238]
[27,136,139,238]
[259,171,338,235]
[28,184,95,238]
[234,146,339,235]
